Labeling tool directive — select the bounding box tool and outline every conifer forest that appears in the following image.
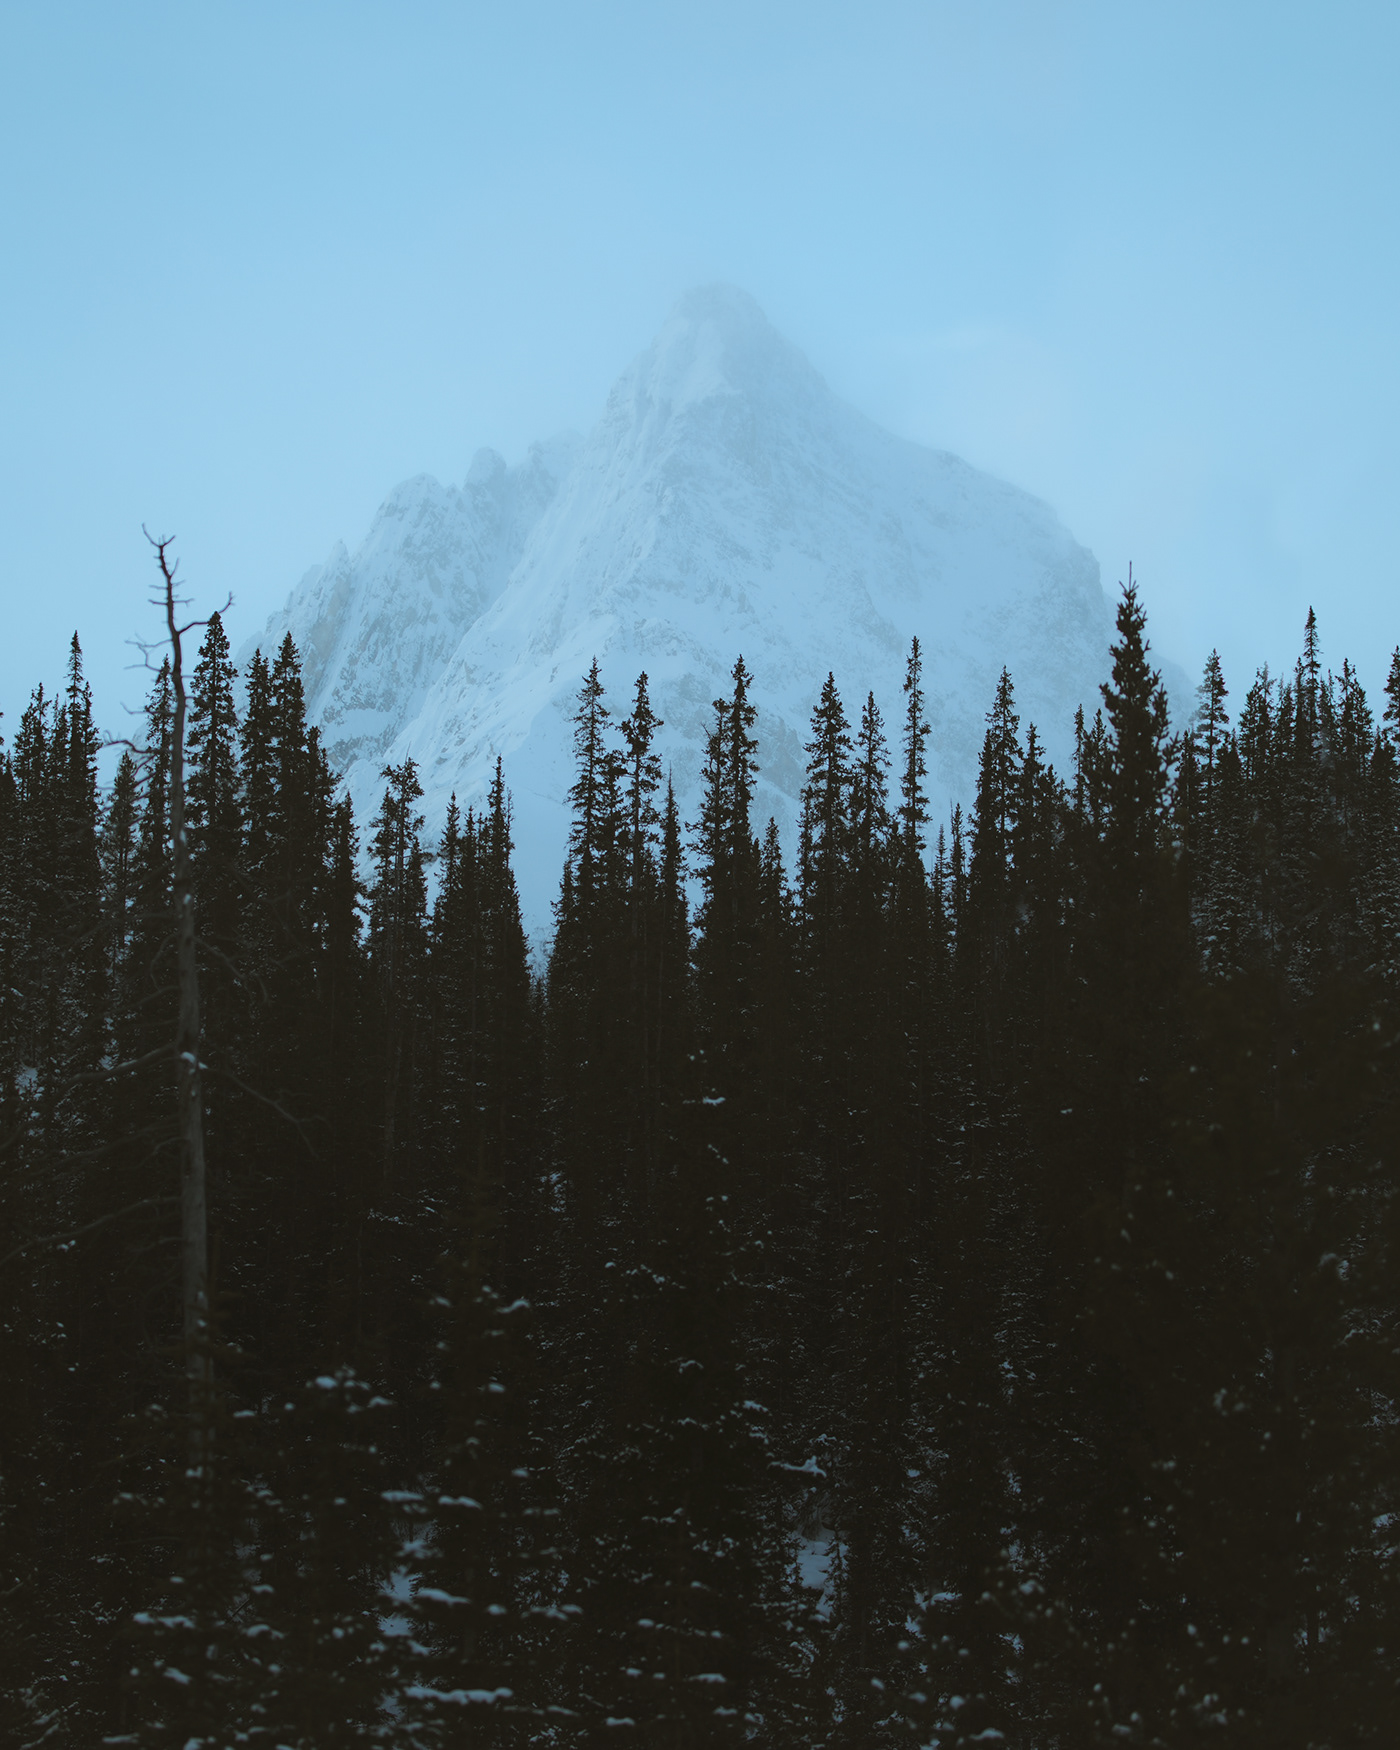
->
[5,557,1400,1749]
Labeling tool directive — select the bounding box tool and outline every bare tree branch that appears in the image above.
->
[200,1062,322,1157]
[1,1196,179,1271]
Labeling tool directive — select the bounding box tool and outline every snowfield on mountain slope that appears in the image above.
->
[246,287,1118,939]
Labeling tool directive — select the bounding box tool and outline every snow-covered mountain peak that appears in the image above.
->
[248,290,1119,940]
[622,283,822,419]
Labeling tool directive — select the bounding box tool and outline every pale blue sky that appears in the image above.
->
[2,1,1398,737]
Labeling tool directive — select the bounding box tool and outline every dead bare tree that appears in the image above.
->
[148,531,210,1412]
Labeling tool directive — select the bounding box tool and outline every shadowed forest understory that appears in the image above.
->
[3,575,1400,1747]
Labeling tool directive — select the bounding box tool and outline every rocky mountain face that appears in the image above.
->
[245,287,1116,938]
[252,434,582,777]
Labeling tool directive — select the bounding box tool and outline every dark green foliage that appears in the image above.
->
[1197,645,1231,800]
[5,591,1400,1748]
[692,655,762,1069]
[188,611,242,956]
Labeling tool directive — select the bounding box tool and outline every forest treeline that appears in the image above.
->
[1,580,1399,1747]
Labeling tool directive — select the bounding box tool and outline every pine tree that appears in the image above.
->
[40,636,107,1116]
[889,645,936,1249]
[1172,728,1200,870]
[1195,647,1230,804]
[653,776,693,1148]
[121,660,175,1062]
[563,658,612,919]
[1072,701,1110,837]
[369,757,428,1185]
[946,802,967,941]
[549,662,636,1240]
[1009,721,1067,1054]
[187,610,242,969]
[851,690,891,892]
[319,792,373,1353]
[239,646,276,907]
[798,672,853,959]
[101,750,139,982]
[1296,604,1322,764]
[410,766,542,1742]
[620,672,664,899]
[1013,581,1195,1741]
[967,667,1023,1024]
[897,636,931,876]
[1382,647,1400,748]
[692,656,762,1074]
[620,673,665,1183]
[753,815,796,1139]
[1100,578,1172,878]
[266,634,331,1003]
[481,759,533,1167]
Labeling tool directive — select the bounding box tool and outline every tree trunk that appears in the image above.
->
[156,538,210,1407]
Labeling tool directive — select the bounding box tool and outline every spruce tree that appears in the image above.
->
[1100,579,1172,879]
[620,673,665,1183]
[187,610,242,963]
[653,776,693,1147]
[797,672,853,960]
[239,646,276,918]
[57,635,105,1089]
[692,656,762,1078]
[1382,646,1400,750]
[120,660,175,1063]
[897,636,931,875]
[369,758,428,1186]
[1195,647,1230,804]
[410,766,542,1743]
[966,666,1023,1042]
[101,749,139,982]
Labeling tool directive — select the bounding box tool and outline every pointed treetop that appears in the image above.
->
[1100,576,1171,857]
[1383,647,1400,738]
[899,636,931,860]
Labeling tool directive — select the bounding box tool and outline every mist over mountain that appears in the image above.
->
[247,287,1123,933]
